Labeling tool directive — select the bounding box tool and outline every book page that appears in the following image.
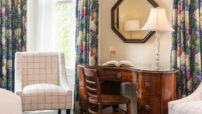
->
[102,60,119,66]
[119,60,135,67]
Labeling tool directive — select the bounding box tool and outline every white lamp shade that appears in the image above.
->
[141,8,174,31]
[124,20,140,31]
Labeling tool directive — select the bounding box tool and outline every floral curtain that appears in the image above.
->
[0,0,27,91]
[171,0,202,98]
[74,0,99,113]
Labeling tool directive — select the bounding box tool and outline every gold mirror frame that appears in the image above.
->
[111,0,159,43]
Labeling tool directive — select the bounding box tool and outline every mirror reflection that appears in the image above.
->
[114,0,152,39]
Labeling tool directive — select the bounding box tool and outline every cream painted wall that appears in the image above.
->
[99,0,173,68]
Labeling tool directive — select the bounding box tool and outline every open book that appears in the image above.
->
[102,60,134,67]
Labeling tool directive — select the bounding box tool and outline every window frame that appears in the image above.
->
[57,0,72,4]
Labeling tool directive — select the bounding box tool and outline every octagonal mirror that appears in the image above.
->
[111,0,159,43]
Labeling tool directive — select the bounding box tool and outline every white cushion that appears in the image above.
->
[21,84,72,110]
[23,83,66,95]
[170,101,202,114]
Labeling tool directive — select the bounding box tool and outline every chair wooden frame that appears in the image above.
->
[82,66,131,114]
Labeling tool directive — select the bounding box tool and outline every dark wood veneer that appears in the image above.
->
[79,66,177,114]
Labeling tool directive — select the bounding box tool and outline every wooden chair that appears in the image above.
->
[82,66,131,114]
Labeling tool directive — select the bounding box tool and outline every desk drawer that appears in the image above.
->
[121,71,137,83]
[138,74,161,95]
[138,96,161,114]
[101,70,136,82]
[101,70,122,81]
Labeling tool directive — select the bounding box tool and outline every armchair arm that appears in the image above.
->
[169,83,202,107]
[14,53,23,96]
[15,74,23,96]
[58,53,71,92]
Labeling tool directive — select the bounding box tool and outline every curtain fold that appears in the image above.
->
[0,0,27,91]
[74,0,99,113]
[171,0,201,98]
[27,0,56,51]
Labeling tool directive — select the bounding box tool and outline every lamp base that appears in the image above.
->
[154,31,160,70]
[152,64,161,70]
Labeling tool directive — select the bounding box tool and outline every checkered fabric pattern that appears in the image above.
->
[168,83,202,114]
[15,52,72,111]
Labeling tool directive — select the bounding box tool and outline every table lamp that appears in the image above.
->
[124,20,140,38]
[141,7,174,69]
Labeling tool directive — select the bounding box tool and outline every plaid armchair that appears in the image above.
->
[15,52,72,114]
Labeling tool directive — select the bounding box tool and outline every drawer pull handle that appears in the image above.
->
[117,73,122,79]
[145,105,150,110]
[145,82,150,87]
[136,92,142,97]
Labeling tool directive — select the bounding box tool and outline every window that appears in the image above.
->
[27,0,76,69]
[56,0,76,69]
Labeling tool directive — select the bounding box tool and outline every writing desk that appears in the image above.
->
[79,65,177,114]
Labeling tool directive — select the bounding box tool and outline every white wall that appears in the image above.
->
[99,0,173,68]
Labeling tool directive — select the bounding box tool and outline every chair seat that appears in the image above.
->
[21,84,72,110]
[89,94,130,105]
[170,101,202,114]
[23,83,68,95]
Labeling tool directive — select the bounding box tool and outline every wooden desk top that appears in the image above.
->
[80,65,178,74]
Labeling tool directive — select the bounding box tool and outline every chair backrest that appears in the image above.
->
[15,52,60,87]
[82,66,102,102]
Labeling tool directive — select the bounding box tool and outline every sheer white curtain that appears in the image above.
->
[27,0,57,51]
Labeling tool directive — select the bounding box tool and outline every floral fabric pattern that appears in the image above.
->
[74,0,99,113]
[0,0,27,91]
[171,0,202,98]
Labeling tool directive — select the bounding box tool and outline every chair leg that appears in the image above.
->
[58,109,61,114]
[66,109,70,114]
[127,102,131,114]
[80,109,82,114]
[98,103,103,114]
[80,109,89,114]
[112,105,119,112]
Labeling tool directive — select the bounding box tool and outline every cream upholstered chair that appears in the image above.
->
[14,52,72,114]
[168,82,202,114]
[0,88,22,114]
